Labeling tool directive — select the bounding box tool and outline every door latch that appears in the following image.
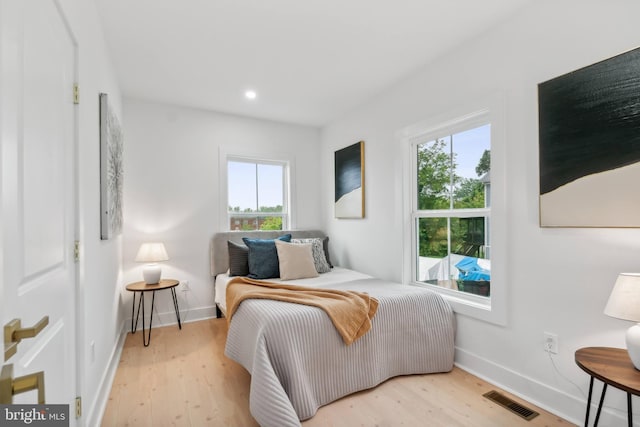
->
[4,316,49,361]
[0,364,45,404]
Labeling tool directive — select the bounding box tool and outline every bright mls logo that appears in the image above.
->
[0,405,68,426]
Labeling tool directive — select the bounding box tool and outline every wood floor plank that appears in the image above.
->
[102,318,574,427]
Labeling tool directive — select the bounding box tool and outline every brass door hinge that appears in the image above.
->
[73,83,79,104]
[74,240,79,262]
[75,396,82,418]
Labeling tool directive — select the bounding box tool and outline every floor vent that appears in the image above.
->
[483,390,539,421]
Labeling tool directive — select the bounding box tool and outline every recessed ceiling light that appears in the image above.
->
[245,90,257,100]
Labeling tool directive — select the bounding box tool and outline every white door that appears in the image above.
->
[1,0,77,421]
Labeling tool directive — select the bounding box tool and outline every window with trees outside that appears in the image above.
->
[227,158,289,231]
[413,121,491,299]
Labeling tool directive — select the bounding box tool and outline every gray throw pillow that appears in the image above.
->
[227,240,249,276]
[322,236,333,268]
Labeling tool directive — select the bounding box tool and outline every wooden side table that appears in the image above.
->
[575,347,640,427]
[126,279,182,346]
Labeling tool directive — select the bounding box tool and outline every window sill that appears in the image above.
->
[410,281,505,325]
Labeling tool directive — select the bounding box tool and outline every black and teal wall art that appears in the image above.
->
[334,141,365,218]
[538,47,640,227]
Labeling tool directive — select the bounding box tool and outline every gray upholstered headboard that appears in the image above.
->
[210,229,327,277]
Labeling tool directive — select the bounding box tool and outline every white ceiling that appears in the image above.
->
[96,0,532,127]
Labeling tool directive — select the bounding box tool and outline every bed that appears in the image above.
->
[211,230,455,427]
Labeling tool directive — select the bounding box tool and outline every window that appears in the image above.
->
[404,102,506,325]
[414,124,491,296]
[226,157,290,231]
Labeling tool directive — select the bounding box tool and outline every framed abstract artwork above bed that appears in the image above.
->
[538,46,640,227]
[334,141,365,218]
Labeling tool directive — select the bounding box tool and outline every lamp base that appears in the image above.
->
[142,264,162,285]
[626,324,640,370]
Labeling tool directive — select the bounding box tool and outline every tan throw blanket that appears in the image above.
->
[226,277,379,345]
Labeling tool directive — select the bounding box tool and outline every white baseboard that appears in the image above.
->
[86,328,128,427]
[455,347,630,426]
[125,305,218,330]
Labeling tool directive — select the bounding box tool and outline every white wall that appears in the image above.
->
[321,1,640,424]
[121,100,321,323]
[58,0,124,424]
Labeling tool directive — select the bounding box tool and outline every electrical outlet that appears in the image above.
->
[544,332,558,354]
[181,280,190,291]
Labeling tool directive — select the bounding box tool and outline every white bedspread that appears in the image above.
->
[224,274,455,427]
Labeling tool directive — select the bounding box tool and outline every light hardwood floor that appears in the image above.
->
[102,318,576,427]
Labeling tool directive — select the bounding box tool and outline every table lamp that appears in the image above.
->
[604,273,640,370]
[135,242,169,284]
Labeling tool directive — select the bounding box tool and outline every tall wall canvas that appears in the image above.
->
[100,93,124,239]
[335,141,365,218]
[538,47,640,227]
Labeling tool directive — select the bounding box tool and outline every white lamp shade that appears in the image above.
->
[604,273,640,322]
[135,243,169,263]
[604,273,640,370]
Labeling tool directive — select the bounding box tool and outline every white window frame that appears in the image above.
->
[400,96,507,325]
[219,147,295,231]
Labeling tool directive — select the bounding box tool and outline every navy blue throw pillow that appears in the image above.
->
[242,234,292,279]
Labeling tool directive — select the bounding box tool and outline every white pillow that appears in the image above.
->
[275,240,319,280]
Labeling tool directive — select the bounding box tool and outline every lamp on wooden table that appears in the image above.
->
[135,242,169,285]
[604,273,640,370]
